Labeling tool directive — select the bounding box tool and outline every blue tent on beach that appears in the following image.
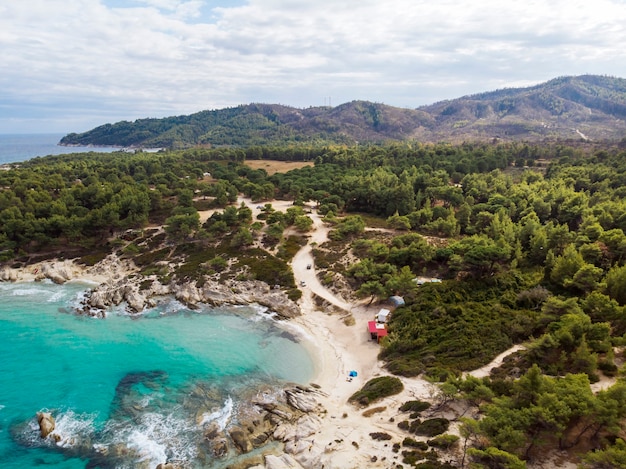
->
[349,370,358,377]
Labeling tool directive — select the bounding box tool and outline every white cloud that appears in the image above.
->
[1,0,626,132]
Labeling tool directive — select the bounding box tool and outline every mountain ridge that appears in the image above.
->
[60,74,626,148]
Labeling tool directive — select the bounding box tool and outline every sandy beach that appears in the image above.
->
[275,202,439,469]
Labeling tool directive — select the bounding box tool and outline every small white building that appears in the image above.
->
[377,308,391,323]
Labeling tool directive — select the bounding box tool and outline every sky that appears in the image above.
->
[2,0,626,134]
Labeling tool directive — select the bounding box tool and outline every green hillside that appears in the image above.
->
[60,75,626,148]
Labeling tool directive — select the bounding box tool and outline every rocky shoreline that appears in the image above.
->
[1,255,332,469]
[30,383,331,469]
[0,254,301,320]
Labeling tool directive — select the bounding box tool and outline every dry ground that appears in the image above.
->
[244,160,313,175]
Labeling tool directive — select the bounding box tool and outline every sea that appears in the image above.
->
[0,282,315,468]
[0,135,316,468]
[0,134,120,165]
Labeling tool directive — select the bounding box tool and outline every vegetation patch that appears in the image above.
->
[413,418,450,437]
[427,434,459,450]
[79,250,109,266]
[399,400,431,413]
[403,438,429,450]
[362,406,386,417]
[349,376,404,406]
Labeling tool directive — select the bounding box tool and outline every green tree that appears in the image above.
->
[605,264,626,305]
[580,438,626,469]
[550,244,585,288]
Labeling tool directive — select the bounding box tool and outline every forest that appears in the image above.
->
[2,139,626,467]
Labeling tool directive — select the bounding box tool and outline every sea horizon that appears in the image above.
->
[0,133,118,165]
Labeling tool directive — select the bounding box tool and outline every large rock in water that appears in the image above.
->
[36,412,55,438]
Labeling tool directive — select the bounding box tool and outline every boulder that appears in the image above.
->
[229,428,252,453]
[40,262,73,284]
[0,266,18,282]
[174,282,202,305]
[212,438,228,458]
[285,390,318,413]
[36,412,55,438]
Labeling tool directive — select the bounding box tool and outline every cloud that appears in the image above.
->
[1,0,626,132]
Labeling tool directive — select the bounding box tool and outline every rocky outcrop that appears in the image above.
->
[86,279,151,314]
[40,262,74,284]
[1,253,300,318]
[80,275,300,319]
[36,411,55,438]
[0,266,18,282]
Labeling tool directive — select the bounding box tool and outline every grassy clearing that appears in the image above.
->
[244,160,313,175]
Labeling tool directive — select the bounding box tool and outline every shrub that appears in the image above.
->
[399,400,431,413]
[427,434,459,449]
[349,376,404,406]
[287,288,302,301]
[403,438,428,450]
[414,418,450,437]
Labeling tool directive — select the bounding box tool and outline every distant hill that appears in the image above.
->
[60,75,626,148]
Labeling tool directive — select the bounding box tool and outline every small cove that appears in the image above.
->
[0,281,314,468]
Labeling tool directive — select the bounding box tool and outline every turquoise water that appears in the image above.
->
[0,281,314,468]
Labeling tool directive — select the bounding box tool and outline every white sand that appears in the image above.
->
[285,205,438,468]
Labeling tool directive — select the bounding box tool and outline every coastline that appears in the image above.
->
[1,258,439,468]
[0,196,447,468]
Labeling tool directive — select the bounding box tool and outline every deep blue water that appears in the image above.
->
[0,281,314,468]
[0,134,117,165]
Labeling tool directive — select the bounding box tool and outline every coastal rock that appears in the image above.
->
[294,414,322,441]
[87,253,135,281]
[174,282,203,305]
[86,280,148,313]
[285,390,318,413]
[264,454,305,469]
[40,262,72,284]
[0,266,18,282]
[36,411,55,438]
[211,438,228,458]
[229,428,253,453]
[123,285,147,313]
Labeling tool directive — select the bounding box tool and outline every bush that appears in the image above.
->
[403,438,428,450]
[399,400,431,413]
[287,288,302,301]
[414,418,450,437]
[427,434,459,449]
[349,376,404,406]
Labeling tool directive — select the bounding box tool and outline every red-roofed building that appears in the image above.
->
[368,321,388,343]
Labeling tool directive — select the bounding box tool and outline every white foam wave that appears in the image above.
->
[159,299,188,315]
[107,410,198,467]
[47,290,65,303]
[127,428,168,466]
[11,287,51,297]
[198,396,233,431]
[50,410,97,448]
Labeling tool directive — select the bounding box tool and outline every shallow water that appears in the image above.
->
[0,281,314,468]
